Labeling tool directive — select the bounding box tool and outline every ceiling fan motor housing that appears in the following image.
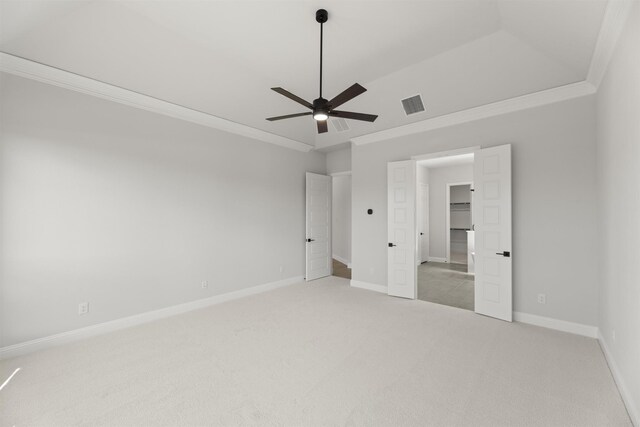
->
[313,97,329,113]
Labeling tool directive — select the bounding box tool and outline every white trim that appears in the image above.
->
[0,368,21,391]
[350,280,387,294]
[428,256,448,263]
[598,330,639,426]
[0,52,313,153]
[513,312,598,338]
[412,146,480,161]
[586,0,636,88]
[0,276,303,360]
[351,81,595,146]
[332,254,351,267]
[329,171,352,177]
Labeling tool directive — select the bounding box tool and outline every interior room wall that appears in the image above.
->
[352,95,598,326]
[332,175,352,266]
[0,73,326,348]
[326,147,351,175]
[427,165,473,260]
[596,2,640,423]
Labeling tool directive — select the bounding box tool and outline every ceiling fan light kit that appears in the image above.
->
[266,8,378,134]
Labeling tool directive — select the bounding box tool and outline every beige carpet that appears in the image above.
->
[0,277,631,426]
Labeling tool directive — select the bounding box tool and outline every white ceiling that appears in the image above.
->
[0,0,607,150]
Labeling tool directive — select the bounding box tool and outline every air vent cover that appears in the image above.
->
[331,118,350,132]
[401,94,425,115]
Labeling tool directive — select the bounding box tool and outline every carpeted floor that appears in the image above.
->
[0,277,631,426]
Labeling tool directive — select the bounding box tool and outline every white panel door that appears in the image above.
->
[420,183,429,263]
[387,160,416,299]
[306,172,332,281]
[474,145,512,321]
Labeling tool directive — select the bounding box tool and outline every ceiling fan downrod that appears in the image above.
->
[317,9,328,100]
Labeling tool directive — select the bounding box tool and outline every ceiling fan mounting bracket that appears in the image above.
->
[316,9,328,24]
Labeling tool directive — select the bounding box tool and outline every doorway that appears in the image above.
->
[387,144,513,321]
[331,172,352,280]
[416,157,475,311]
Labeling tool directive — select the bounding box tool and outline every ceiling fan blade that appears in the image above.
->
[317,120,328,133]
[329,110,378,122]
[266,112,313,121]
[327,83,367,109]
[271,87,313,109]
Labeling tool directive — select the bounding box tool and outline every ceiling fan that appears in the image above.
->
[266,9,378,134]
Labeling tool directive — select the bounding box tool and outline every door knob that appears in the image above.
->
[388,243,397,247]
[496,251,510,257]
[420,232,424,235]
[307,238,315,242]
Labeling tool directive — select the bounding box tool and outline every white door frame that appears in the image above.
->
[410,146,480,302]
[329,171,352,268]
[418,183,429,264]
[411,146,481,162]
[445,181,473,264]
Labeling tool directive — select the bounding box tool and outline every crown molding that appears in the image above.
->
[351,81,596,146]
[0,52,313,153]
[587,0,636,88]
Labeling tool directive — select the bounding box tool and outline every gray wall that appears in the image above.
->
[0,73,326,347]
[326,147,351,175]
[427,164,473,259]
[596,2,640,421]
[352,95,598,326]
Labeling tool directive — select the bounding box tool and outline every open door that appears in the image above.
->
[305,172,332,281]
[474,144,512,321]
[387,160,416,299]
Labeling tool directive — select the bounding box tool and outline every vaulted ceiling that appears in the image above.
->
[0,0,608,151]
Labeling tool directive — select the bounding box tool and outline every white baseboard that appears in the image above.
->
[350,280,387,294]
[513,312,598,338]
[598,331,639,426]
[0,276,304,360]
[428,256,447,263]
[332,254,352,269]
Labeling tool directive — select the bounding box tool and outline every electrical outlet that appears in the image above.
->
[537,294,546,304]
[201,280,208,289]
[279,266,284,274]
[78,302,89,315]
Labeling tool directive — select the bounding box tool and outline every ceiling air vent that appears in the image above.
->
[331,118,350,132]
[401,94,425,116]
